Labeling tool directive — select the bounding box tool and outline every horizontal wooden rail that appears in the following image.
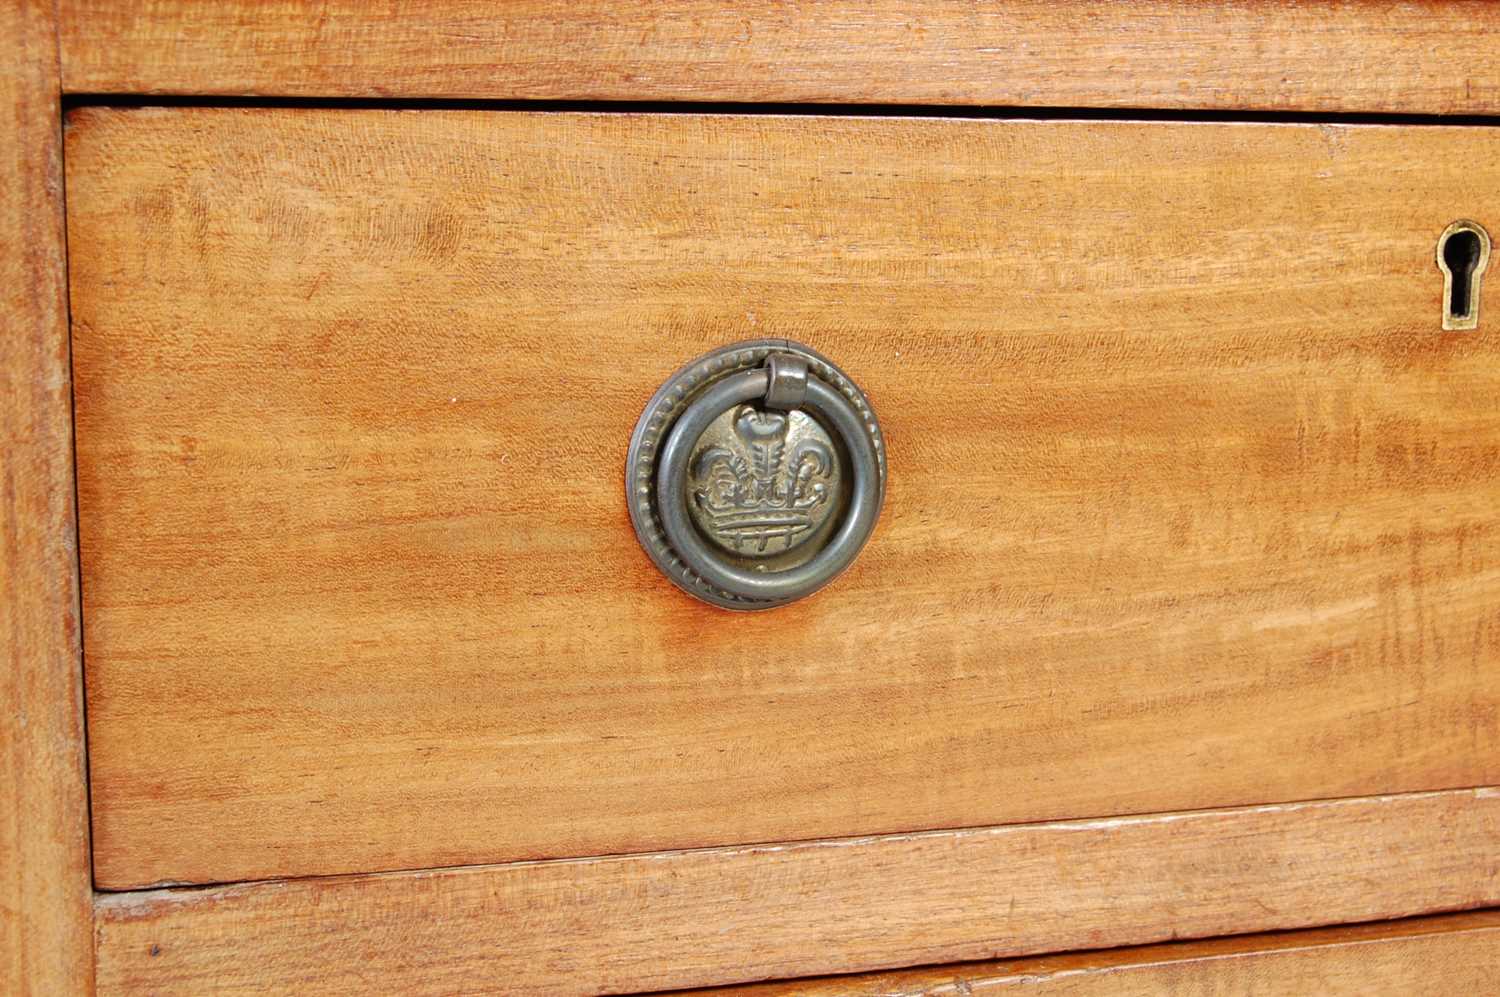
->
[59,1,1500,114]
[95,787,1500,995]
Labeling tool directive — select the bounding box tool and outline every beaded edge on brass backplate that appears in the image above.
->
[626,339,887,611]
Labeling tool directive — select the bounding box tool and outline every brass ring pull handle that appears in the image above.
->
[627,340,886,610]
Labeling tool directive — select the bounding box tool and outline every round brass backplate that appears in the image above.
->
[626,339,886,610]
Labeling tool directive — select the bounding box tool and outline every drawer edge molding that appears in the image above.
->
[94,786,1500,996]
[676,909,1500,996]
[58,0,1500,115]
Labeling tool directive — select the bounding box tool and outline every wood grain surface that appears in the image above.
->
[57,1,1500,113]
[92,789,1500,995]
[679,909,1500,996]
[67,108,1500,889]
[1,2,93,993]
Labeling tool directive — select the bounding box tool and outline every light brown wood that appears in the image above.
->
[57,0,1500,113]
[1,1,94,993]
[680,909,1500,996]
[66,108,1500,889]
[92,789,1500,995]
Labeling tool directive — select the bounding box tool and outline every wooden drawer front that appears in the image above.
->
[66,109,1500,889]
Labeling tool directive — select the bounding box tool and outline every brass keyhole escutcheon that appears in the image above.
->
[1437,220,1491,331]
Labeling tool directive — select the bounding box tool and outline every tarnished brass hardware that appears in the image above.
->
[626,340,885,610]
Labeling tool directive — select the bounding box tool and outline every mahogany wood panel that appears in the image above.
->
[682,909,1500,996]
[58,1,1500,113]
[67,109,1500,889]
[1,2,94,994]
[92,789,1500,995]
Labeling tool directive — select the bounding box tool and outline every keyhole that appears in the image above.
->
[1436,220,1491,331]
[1445,232,1479,315]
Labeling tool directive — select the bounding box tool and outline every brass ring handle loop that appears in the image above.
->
[626,339,885,611]
[656,364,881,604]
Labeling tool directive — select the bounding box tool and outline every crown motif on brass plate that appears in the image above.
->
[690,406,835,554]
